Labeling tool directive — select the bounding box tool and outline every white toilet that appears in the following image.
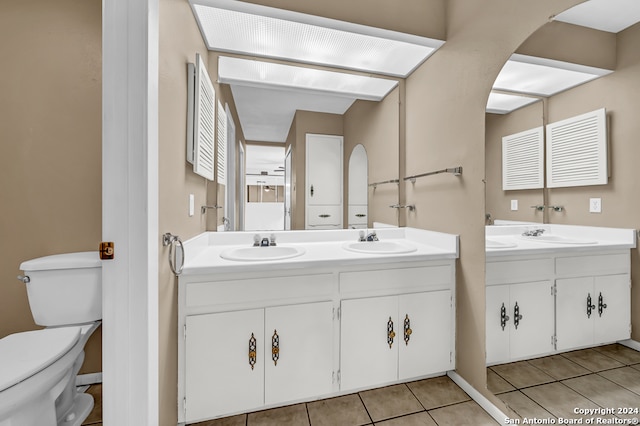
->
[0,252,102,426]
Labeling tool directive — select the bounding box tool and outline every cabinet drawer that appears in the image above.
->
[307,205,342,226]
[486,258,553,285]
[348,205,367,225]
[340,265,453,295]
[555,253,629,277]
[186,274,333,309]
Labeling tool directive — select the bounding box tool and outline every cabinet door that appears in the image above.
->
[185,309,264,422]
[509,281,554,360]
[556,277,594,351]
[264,301,334,405]
[340,296,398,391]
[306,134,343,206]
[399,290,452,379]
[486,285,510,365]
[594,274,630,344]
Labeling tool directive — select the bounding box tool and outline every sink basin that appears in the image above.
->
[220,246,306,261]
[519,234,597,245]
[486,238,517,249]
[342,241,417,254]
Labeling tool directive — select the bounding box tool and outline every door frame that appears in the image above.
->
[103,0,159,423]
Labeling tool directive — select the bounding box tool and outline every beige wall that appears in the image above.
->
[404,0,582,403]
[344,89,401,227]
[485,21,640,341]
[0,0,102,374]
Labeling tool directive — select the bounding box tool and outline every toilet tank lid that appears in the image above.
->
[0,327,81,392]
[20,251,101,272]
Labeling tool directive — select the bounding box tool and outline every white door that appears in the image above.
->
[284,146,292,230]
[306,134,343,206]
[509,281,554,360]
[225,104,236,231]
[399,290,452,379]
[556,277,594,351]
[264,302,334,405]
[340,296,398,391]
[594,274,630,343]
[486,285,511,365]
[185,309,264,422]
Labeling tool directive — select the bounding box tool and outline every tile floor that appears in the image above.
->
[80,344,640,426]
[488,344,640,424]
[191,375,499,426]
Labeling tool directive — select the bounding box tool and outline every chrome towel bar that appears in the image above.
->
[404,166,462,183]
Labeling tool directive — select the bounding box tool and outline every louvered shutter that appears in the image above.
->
[546,108,607,188]
[188,53,216,181]
[502,126,544,190]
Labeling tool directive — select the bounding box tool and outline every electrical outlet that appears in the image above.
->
[510,200,518,211]
[189,194,195,216]
[589,198,602,213]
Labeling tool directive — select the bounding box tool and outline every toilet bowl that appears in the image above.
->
[0,252,102,426]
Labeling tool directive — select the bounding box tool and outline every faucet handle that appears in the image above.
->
[253,234,261,246]
[269,234,277,246]
[359,230,366,241]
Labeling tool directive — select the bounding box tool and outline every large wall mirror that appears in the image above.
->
[485,1,640,414]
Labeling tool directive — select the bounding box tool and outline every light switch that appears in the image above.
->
[589,198,602,213]
[189,194,195,216]
[510,200,518,211]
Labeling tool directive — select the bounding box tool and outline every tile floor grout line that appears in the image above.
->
[357,391,375,425]
[596,368,640,397]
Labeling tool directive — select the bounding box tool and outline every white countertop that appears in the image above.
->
[180,227,459,275]
[486,224,636,258]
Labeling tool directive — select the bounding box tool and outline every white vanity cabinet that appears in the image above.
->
[339,265,454,392]
[486,281,554,365]
[486,249,632,366]
[486,258,555,365]
[179,273,336,423]
[184,302,334,422]
[555,253,631,351]
[177,237,458,426]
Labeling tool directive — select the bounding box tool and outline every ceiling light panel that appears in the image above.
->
[486,92,540,114]
[493,54,613,97]
[218,56,398,101]
[191,0,444,77]
[554,0,640,33]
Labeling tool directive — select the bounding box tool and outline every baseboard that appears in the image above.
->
[76,372,103,386]
[618,338,640,351]
[446,370,510,426]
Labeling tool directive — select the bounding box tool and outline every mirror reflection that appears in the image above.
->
[485,1,640,415]
[348,144,368,229]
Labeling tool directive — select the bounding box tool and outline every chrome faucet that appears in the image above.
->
[366,231,379,242]
[522,228,545,237]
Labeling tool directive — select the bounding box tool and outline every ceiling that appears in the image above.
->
[189,0,640,168]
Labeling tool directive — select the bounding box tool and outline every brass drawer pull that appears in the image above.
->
[355,213,366,218]
[387,317,396,348]
[249,333,257,370]
[318,214,331,218]
[500,303,510,330]
[404,314,412,345]
[271,329,280,366]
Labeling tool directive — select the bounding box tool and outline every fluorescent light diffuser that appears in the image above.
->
[554,0,640,33]
[493,54,613,98]
[190,0,444,77]
[218,56,398,101]
[486,92,540,115]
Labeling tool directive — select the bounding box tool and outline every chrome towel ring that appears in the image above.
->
[162,233,184,276]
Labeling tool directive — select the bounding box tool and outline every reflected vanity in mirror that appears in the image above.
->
[484,2,640,417]
[347,144,368,229]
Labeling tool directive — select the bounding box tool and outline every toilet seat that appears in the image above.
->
[0,327,81,392]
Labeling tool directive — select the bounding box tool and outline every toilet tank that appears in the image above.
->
[19,252,102,327]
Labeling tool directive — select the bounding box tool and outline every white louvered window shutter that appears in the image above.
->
[502,126,544,190]
[216,100,227,185]
[189,53,216,181]
[546,108,607,188]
